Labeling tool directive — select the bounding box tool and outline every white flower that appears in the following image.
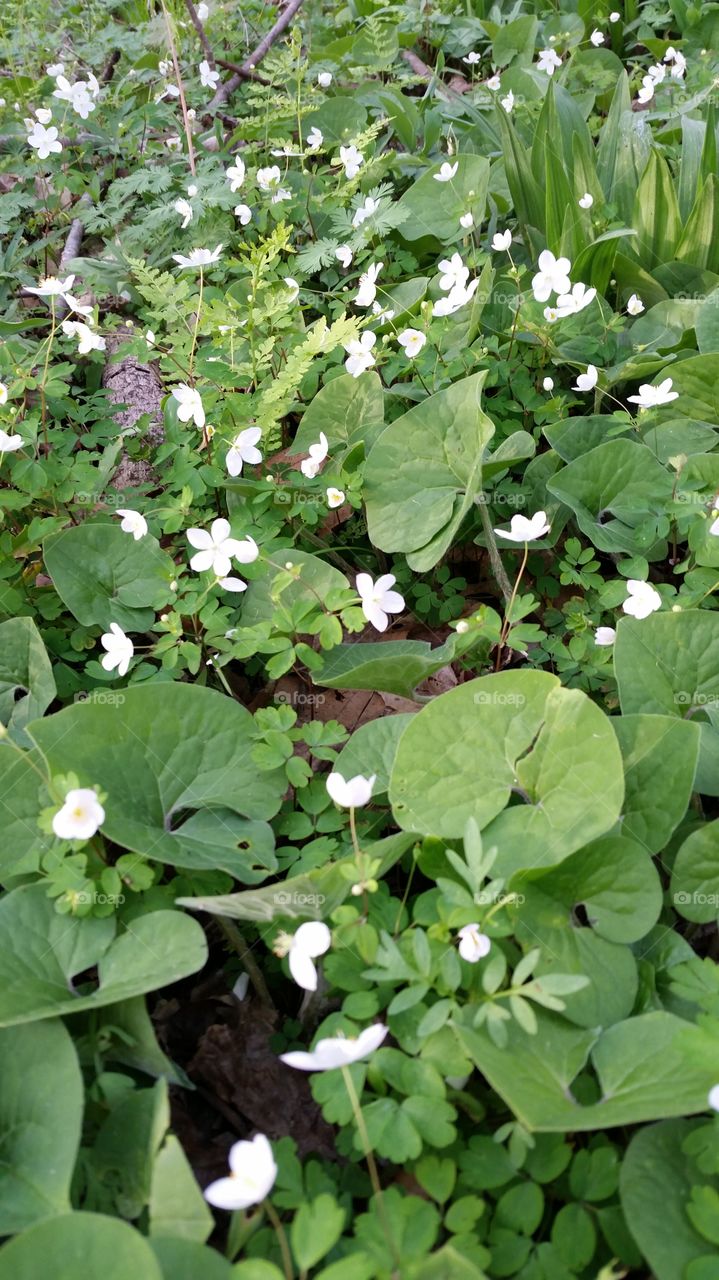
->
[35,107,53,124]
[326,772,376,807]
[187,184,198,198]
[300,432,329,478]
[432,278,479,316]
[172,384,205,429]
[317,71,333,88]
[622,579,662,620]
[174,197,193,228]
[371,302,394,324]
[226,426,262,477]
[544,306,559,323]
[344,332,376,377]
[172,245,222,270]
[280,1023,387,1071]
[354,261,382,308]
[542,376,554,391]
[356,571,404,631]
[306,126,323,149]
[708,1084,719,1111]
[669,51,687,79]
[397,328,426,358]
[531,249,571,302]
[609,10,620,20]
[327,487,345,508]
[63,293,93,318]
[0,430,23,454]
[438,252,469,293]
[458,924,491,962]
[627,293,644,316]
[197,1,209,19]
[709,514,719,537]
[47,62,65,77]
[187,518,258,577]
[234,203,252,225]
[500,90,515,113]
[352,196,379,228]
[578,192,594,208]
[487,74,501,91]
[27,123,62,159]
[204,1134,277,1211]
[573,365,599,392]
[590,29,605,45]
[494,510,551,542]
[52,788,105,841]
[492,229,512,251]
[460,212,474,229]
[339,144,364,179]
[199,59,219,89]
[61,320,106,354]
[271,187,291,205]
[286,922,332,991]
[116,509,148,540]
[648,62,666,84]
[595,626,616,646]
[283,277,300,302]
[463,52,481,65]
[555,282,597,317]
[219,576,249,592]
[538,48,562,75]
[335,244,353,269]
[256,165,281,191]
[637,77,655,104]
[434,161,458,183]
[226,159,245,191]
[145,330,156,347]
[627,378,678,408]
[100,622,134,677]
[0,382,8,404]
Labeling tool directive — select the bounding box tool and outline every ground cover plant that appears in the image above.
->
[2,0,719,1274]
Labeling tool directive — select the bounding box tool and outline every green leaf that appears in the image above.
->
[0,1020,82,1232]
[150,1238,232,1280]
[614,610,719,795]
[0,1212,164,1280]
[395,156,489,244]
[43,522,175,630]
[0,618,56,746]
[547,440,673,557]
[676,175,719,273]
[28,684,285,875]
[150,1135,213,1243]
[612,714,700,853]
[620,1120,715,1280]
[89,1080,169,1220]
[0,745,52,877]
[632,149,682,270]
[241,550,348,628]
[364,372,495,572]
[390,671,624,876]
[0,884,208,1027]
[334,714,414,792]
[671,821,719,923]
[291,372,384,458]
[291,1194,345,1270]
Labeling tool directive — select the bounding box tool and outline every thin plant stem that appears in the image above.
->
[160,0,197,176]
[495,542,528,670]
[189,266,203,380]
[265,1200,293,1280]
[341,1065,400,1271]
[477,498,513,606]
[217,917,275,1008]
[348,805,368,914]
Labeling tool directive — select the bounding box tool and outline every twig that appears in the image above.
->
[401,48,471,96]
[217,918,275,1008]
[160,0,197,176]
[183,0,215,66]
[55,193,92,321]
[215,56,270,87]
[208,0,306,109]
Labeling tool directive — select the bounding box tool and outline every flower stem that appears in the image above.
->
[39,297,57,451]
[495,542,528,671]
[348,805,368,914]
[189,266,203,381]
[341,1065,400,1269]
[265,1199,293,1280]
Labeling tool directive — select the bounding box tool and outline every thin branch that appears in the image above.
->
[215,56,270,87]
[55,193,92,321]
[183,0,215,66]
[208,0,306,109]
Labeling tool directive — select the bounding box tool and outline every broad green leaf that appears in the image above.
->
[695,287,719,353]
[334,714,414,792]
[0,1213,164,1280]
[0,745,52,877]
[291,372,384,457]
[620,1120,714,1280]
[676,175,719,273]
[0,618,55,746]
[495,107,545,234]
[95,996,190,1084]
[241,550,348,629]
[151,1238,232,1280]
[28,684,285,874]
[492,14,538,67]
[671,820,719,923]
[149,1135,213,1243]
[291,1194,345,1270]
[304,97,367,145]
[390,671,624,875]
[0,1020,82,1232]
[89,1080,169,1220]
[0,884,208,1027]
[614,610,719,795]
[395,156,489,244]
[612,715,700,854]
[455,1010,719,1131]
[651,353,719,425]
[364,372,495,571]
[596,74,651,223]
[43,522,175,630]
[632,149,682,270]
[547,439,673,556]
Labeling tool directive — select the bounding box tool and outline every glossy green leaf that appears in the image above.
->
[0,1212,164,1280]
[613,714,700,853]
[0,618,55,746]
[395,156,489,244]
[547,439,673,556]
[43,522,175,630]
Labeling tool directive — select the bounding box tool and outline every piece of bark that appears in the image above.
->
[55,193,92,320]
[402,48,471,95]
[102,330,165,490]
